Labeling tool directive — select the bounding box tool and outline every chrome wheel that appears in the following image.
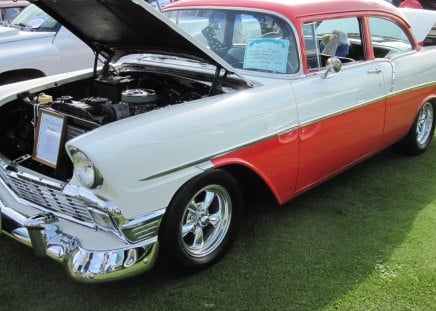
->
[180,185,232,258]
[416,102,434,147]
[160,170,241,271]
[396,102,435,155]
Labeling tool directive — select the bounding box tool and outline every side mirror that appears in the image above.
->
[322,57,342,79]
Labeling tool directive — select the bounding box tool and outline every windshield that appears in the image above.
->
[164,9,299,74]
[11,4,60,32]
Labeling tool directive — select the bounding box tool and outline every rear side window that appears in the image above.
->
[369,17,413,58]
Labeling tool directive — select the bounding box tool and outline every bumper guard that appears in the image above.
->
[0,201,159,282]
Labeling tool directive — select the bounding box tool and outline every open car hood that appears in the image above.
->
[29,0,250,83]
[400,8,436,42]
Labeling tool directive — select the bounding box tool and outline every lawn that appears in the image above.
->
[0,142,435,311]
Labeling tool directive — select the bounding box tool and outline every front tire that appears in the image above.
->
[159,170,242,272]
[397,102,435,155]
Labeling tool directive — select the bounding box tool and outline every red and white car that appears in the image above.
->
[0,0,435,282]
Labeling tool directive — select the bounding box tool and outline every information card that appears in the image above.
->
[243,38,290,74]
[33,109,66,168]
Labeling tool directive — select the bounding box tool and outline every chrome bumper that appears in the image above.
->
[0,201,159,282]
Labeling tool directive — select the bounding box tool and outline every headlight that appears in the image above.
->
[71,149,103,188]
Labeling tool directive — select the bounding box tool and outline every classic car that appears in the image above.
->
[0,4,94,85]
[0,0,435,282]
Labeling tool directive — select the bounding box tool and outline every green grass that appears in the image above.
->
[1,142,435,311]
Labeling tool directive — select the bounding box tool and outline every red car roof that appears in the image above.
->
[165,0,401,20]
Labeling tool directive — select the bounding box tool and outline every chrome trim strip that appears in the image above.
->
[298,94,387,128]
[140,79,436,182]
[120,209,165,230]
[388,81,436,98]
[390,61,397,93]
[119,209,165,243]
[139,125,299,182]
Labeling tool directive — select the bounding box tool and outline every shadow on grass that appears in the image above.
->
[0,143,434,310]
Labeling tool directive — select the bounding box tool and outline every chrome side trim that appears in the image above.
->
[119,209,165,243]
[298,94,387,128]
[139,125,299,182]
[139,80,436,182]
[388,81,436,98]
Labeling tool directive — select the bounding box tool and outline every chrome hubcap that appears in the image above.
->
[416,103,434,147]
[180,185,232,257]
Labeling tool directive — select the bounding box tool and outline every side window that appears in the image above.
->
[304,17,364,71]
[369,17,413,58]
[230,13,299,74]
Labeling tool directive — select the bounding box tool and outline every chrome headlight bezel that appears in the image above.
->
[70,148,103,189]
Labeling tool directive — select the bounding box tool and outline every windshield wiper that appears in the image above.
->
[11,23,33,31]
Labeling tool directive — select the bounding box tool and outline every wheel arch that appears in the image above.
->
[218,164,280,205]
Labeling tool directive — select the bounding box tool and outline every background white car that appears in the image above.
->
[0,4,95,85]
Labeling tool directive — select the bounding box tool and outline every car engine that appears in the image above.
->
[0,68,221,181]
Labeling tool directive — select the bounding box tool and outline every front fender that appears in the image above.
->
[67,80,298,218]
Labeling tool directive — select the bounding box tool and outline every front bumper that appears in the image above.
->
[0,201,159,282]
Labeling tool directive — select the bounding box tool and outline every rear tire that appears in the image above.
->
[397,102,435,155]
[159,170,242,272]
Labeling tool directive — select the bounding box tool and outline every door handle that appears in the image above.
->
[368,68,382,74]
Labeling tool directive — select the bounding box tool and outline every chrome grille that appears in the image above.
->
[3,170,93,223]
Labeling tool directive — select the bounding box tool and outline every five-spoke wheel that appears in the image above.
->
[397,102,435,155]
[160,170,241,272]
[180,184,232,258]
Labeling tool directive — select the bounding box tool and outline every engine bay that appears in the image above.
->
[0,65,241,181]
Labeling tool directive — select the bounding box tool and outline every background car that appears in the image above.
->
[0,4,95,85]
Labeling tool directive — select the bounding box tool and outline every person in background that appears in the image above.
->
[0,6,20,24]
[399,0,423,9]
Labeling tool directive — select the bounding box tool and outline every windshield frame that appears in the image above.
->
[10,4,61,33]
[163,7,302,76]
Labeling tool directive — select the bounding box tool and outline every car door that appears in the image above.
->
[292,17,393,191]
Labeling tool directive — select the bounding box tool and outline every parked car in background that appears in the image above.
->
[0,4,94,85]
[0,0,435,282]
